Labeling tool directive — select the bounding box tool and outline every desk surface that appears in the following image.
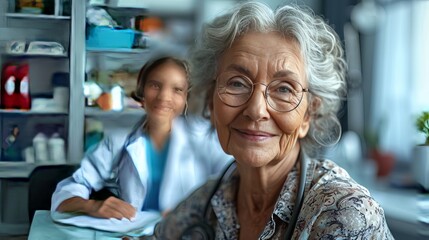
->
[28,210,144,240]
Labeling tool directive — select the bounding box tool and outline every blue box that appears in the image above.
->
[86,26,135,49]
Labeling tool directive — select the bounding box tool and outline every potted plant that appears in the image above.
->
[413,111,429,190]
[416,111,429,145]
[366,118,395,177]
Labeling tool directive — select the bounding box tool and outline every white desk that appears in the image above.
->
[28,210,146,240]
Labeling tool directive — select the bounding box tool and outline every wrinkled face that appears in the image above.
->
[211,31,311,167]
[143,60,188,124]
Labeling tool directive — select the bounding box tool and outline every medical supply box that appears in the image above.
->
[86,26,135,49]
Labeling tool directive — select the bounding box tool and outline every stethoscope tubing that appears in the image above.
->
[284,154,308,239]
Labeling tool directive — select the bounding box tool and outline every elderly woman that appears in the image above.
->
[150,2,393,239]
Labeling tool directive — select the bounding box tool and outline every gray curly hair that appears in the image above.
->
[189,1,347,157]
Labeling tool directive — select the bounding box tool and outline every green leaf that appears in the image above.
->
[416,111,429,144]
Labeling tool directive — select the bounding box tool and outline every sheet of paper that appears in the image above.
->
[51,211,162,235]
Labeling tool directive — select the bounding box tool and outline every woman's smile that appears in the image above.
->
[233,128,275,142]
[153,103,174,112]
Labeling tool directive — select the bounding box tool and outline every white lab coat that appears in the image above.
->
[51,115,232,214]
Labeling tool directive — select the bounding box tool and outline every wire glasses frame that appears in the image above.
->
[216,75,310,112]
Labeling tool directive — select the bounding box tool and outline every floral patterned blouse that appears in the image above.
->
[148,154,394,239]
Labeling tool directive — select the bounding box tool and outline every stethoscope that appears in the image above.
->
[181,154,309,240]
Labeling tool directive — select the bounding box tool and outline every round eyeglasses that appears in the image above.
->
[216,75,309,112]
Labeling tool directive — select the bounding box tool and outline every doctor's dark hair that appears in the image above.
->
[131,56,191,102]
[189,1,347,156]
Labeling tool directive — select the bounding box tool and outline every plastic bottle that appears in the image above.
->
[17,63,30,110]
[1,64,18,109]
[48,133,66,163]
[110,84,124,111]
[33,133,49,163]
[52,72,69,112]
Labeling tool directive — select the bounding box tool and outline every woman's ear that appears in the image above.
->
[205,84,216,124]
[298,115,310,138]
[140,96,145,109]
[183,101,188,116]
[299,96,321,138]
[309,96,321,114]
[208,97,215,125]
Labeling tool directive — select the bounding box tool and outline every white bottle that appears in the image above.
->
[33,133,49,163]
[23,146,35,163]
[48,133,66,163]
[53,86,69,112]
[110,84,124,111]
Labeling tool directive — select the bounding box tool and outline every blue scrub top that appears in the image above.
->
[142,135,170,211]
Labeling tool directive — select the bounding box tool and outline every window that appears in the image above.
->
[369,0,429,161]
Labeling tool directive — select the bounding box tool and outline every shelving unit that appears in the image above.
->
[83,3,149,141]
[82,0,203,149]
[0,5,72,163]
[0,0,82,235]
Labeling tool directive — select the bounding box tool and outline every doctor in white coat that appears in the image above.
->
[51,56,232,221]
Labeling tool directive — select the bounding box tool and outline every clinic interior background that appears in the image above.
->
[182,0,429,183]
[0,0,426,239]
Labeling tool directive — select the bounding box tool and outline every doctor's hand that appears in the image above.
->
[89,196,136,220]
[57,196,136,220]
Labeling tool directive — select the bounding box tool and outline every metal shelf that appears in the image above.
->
[85,107,144,118]
[0,162,69,178]
[5,13,70,20]
[0,109,68,115]
[3,52,68,58]
[89,3,147,10]
[86,47,149,54]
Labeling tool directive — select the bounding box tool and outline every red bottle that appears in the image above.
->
[16,63,30,110]
[1,64,18,109]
